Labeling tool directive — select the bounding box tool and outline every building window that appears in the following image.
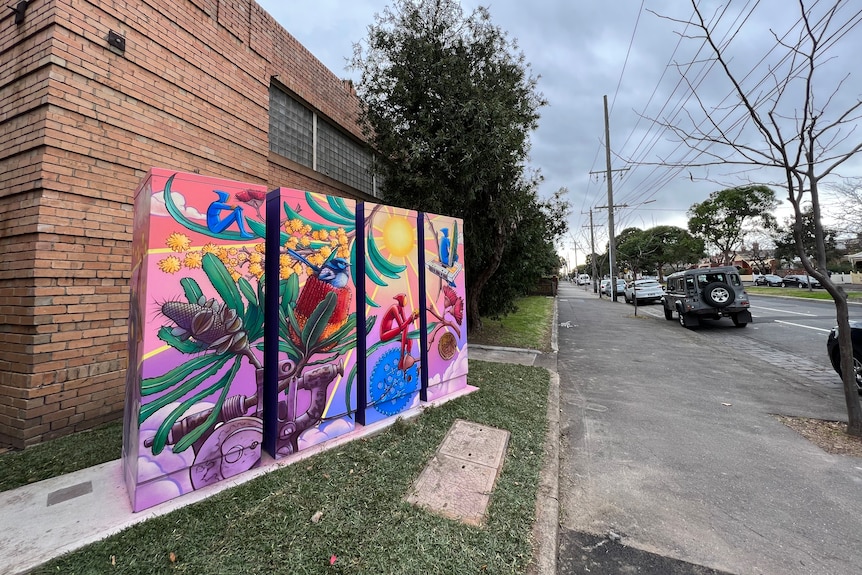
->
[269,84,377,196]
[317,119,373,194]
[269,85,313,168]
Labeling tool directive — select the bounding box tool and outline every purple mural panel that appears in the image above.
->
[421,213,468,401]
[123,169,268,512]
[360,203,423,425]
[264,188,358,459]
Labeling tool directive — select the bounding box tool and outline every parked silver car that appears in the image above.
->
[624,279,664,304]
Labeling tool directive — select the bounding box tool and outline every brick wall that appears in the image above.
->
[0,0,371,448]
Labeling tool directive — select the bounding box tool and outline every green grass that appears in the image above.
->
[29,361,549,575]
[746,286,862,300]
[469,296,555,352]
[0,421,123,491]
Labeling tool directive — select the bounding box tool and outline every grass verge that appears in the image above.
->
[469,296,554,352]
[0,421,123,492]
[28,361,548,575]
[746,286,862,300]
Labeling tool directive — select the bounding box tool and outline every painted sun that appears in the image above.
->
[382,215,414,257]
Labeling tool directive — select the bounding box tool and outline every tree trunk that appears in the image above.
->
[466,222,507,334]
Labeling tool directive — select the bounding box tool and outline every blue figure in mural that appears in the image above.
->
[207,190,254,238]
[439,228,453,266]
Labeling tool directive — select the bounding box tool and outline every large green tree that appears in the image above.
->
[480,186,568,317]
[616,225,704,280]
[773,207,839,269]
[350,0,547,331]
[687,185,778,266]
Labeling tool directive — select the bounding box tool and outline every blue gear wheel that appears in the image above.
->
[370,348,419,416]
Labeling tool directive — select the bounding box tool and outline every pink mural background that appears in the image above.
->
[360,203,423,426]
[124,168,268,513]
[124,170,470,513]
[422,212,468,401]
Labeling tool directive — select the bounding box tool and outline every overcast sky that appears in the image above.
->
[256,0,862,264]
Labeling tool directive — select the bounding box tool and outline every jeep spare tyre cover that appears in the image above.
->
[703,282,735,307]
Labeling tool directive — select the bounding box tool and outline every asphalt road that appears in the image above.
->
[555,282,862,575]
[604,288,853,388]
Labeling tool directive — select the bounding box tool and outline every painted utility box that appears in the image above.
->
[123,169,268,512]
[263,188,358,458]
[421,212,468,401]
[125,170,469,512]
[357,203,423,426]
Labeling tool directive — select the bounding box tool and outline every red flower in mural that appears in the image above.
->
[235,188,266,219]
[443,285,463,325]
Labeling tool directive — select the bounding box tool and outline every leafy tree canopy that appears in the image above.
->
[615,225,704,279]
[772,207,839,269]
[687,185,778,265]
[350,0,549,330]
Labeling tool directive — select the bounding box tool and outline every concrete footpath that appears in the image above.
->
[555,282,862,575]
[0,342,560,575]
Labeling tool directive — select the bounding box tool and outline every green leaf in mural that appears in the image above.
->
[180,277,204,304]
[278,339,302,364]
[140,354,232,423]
[172,358,242,453]
[246,217,267,239]
[367,233,406,278]
[301,292,337,348]
[280,275,299,319]
[157,326,207,355]
[283,201,343,233]
[141,354,223,395]
[202,253,244,318]
[327,195,355,220]
[306,192,355,227]
[238,277,258,308]
[150,357,239,454]
[450,220,459,265]
[316,314,356,351]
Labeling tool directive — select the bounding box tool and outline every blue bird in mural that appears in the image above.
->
[286,247,352,350]
[287,248,350,288]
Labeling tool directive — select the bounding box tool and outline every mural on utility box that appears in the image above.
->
[356,204,423,426]
[263,188,358,459]
[123,168,268,513]
[124,169,469,513]
[422,212,468,401]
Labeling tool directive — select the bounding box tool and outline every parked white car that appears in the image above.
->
[600,278,627,296]
[624,279,664,304]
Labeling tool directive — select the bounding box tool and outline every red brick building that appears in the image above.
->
[0,0,376,448]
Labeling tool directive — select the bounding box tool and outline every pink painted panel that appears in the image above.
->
[422,213,468,401]
[123,168,267,512]
[264,188,358,458]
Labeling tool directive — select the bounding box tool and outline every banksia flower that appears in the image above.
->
[161,297,250,355]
